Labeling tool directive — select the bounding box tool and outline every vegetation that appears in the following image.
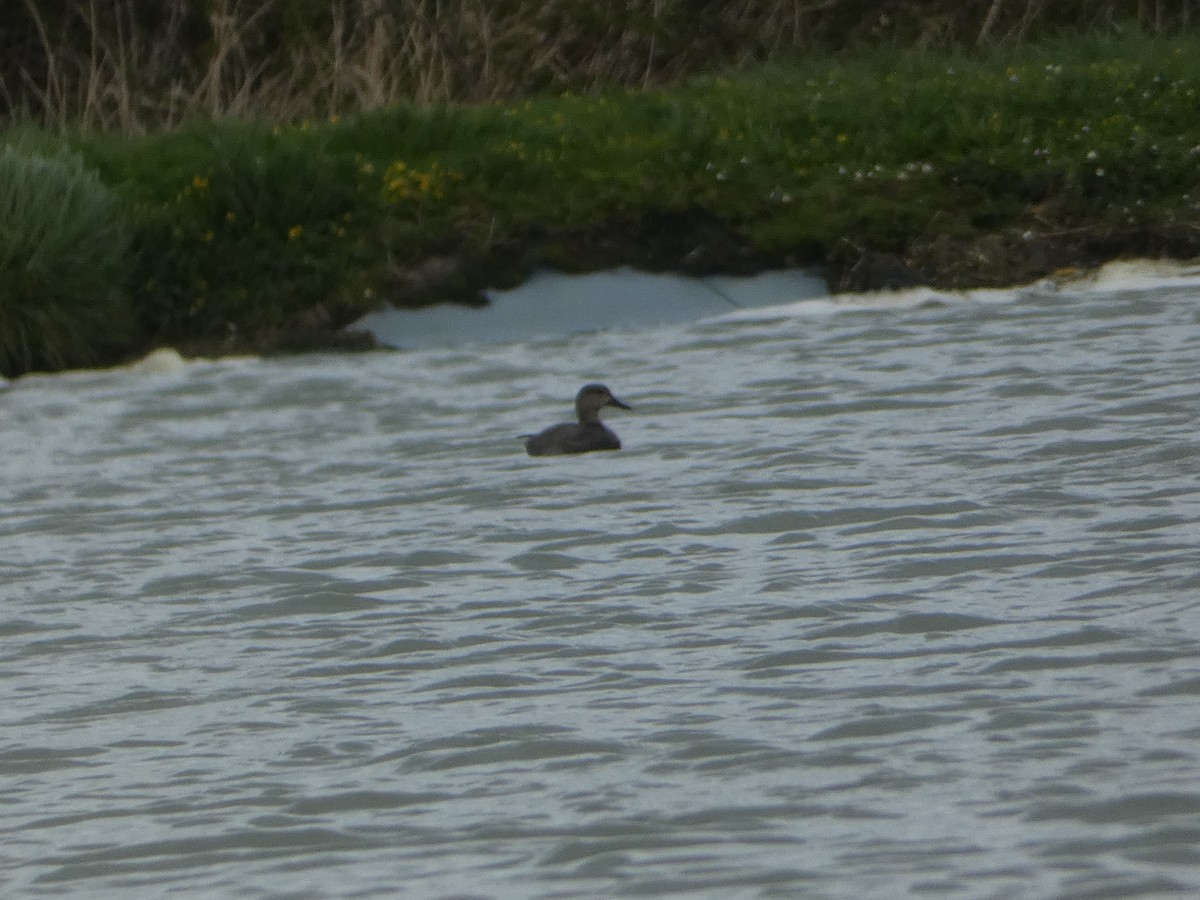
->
[0,135,131,374]
[121,125,379,349]
[3,22,1200,375]
[4,1,1198,128]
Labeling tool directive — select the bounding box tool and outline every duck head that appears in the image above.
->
[576,383,631,422]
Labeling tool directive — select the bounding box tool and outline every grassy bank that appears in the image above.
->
[4,29,1200,375]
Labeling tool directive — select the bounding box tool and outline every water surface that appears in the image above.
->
[3,263,1200,898]
[357,266,828,349]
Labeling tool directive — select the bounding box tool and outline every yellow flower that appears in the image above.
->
[201,230,214,242]
[193,175,209,192]
[288,225,303,240]
[225,211,237,223]
[837,133,849,144]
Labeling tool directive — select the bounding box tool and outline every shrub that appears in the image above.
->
[0,137,133,376]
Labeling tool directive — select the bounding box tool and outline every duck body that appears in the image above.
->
[524,384,631,456]
[525,421,622,456]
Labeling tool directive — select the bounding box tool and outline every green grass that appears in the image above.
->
[122,126,379,344]
[5,29,1200,375]
[330,28,1200,253]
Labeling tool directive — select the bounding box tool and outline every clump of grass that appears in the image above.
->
[123,124,383,346]
[0,135,132,376]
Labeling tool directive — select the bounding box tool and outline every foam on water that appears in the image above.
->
[1064,258,1200,292]
[124,346,190,375]
[709,259,1200,327]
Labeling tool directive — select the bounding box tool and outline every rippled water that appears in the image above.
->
[4,265,1200,898]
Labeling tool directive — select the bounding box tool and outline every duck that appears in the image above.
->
[524,384,632,456]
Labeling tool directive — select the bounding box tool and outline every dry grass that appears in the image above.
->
[3,0,1197,132]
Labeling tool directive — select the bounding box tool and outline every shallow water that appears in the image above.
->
[3,264,1200,898]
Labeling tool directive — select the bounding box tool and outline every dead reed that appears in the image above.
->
[3,0,1196,132]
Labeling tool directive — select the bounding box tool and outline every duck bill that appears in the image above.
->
[608,396,632,410]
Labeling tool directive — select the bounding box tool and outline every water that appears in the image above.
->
[357,266,829,350]
[3,263,1200,898]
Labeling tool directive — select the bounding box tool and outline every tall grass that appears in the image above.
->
[0,135,132,375]
[3,0,1197,132]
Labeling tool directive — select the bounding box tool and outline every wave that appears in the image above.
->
[706,257,1200,326]
[1056,259,1200,293]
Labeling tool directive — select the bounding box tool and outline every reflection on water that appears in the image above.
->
[2,262,1200,898]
